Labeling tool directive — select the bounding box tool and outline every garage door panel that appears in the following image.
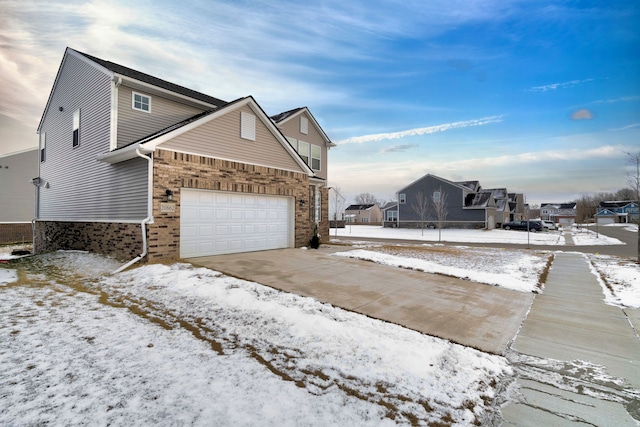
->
[181,189,292,258]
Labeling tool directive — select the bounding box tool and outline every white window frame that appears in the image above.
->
[399,193,406,204]
[300,116,309,134]
[240,111,256,141]
[298,140,309,164]
[39,132,46,162]
[132,92,151,113]
[311,145,321,170]
[433,191,441,203]
[72,109,80,148]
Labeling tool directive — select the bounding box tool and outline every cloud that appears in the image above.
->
[571,109,593,120]
[609,123,640,132]
[592,96,640,104]
[380,144,420,153]
[528,79,594,92]
[337,115,504,145]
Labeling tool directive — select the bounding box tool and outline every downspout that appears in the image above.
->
[113,148,153,274]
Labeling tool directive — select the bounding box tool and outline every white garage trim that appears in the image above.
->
[180,189,294,257]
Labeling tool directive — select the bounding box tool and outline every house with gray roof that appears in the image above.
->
[392,174,525,229]
[540,202,577,225]
[595,201,639,224]
[34,47,335,266]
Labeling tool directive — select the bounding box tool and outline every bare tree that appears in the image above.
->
[354,192,378,205]
[432,187,448,242]
[624,151,640,262]
[616,188,636,200]
[411,192,430,236]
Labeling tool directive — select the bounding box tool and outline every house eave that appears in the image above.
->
[96,144,154,164]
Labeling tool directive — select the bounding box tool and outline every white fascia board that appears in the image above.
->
[96,144,153,163]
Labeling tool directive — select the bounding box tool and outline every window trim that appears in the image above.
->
[311,144,321,170]
[298,140,310,164]
[399,193,406,204]
[300,116,309,134]
[39,132,46,162]
[132,91,151,113]
[432,191,441,203]
[72,109,80,148]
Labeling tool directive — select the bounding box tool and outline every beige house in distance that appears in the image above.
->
[345,204,382,224]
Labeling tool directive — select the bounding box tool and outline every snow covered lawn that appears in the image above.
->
[332,244,551,293]
[587,253,640,309]
[332,225,623,245]
[1,251,512,426]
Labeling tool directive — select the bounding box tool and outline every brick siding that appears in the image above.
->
[0,223,33,244]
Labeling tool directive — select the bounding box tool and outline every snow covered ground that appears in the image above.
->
[1,250,512,426]
[331,224,624,245]
[1,230,637,425]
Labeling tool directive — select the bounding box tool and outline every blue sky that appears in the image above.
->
[1,0,638,206]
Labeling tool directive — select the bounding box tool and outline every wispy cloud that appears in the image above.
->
[592,96,640,104]
[609,123,640,132]
[528,79,594,92]
[337,116,504,145]
[571,109,593,120]
[380,144,420,154]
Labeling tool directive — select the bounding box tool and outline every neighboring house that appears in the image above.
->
[393,174,525,229]
[34,47,334,263]
[595,201,639,224]
[381,201,398,226]
[540,203,577,225]
[344,204,382,224]
[0,148,37,243]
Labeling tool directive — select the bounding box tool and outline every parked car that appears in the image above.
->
[502,220,545,232]
[541,220,556,230]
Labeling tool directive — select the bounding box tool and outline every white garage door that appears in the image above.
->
[597,217,615,225]
[180,189,293,258]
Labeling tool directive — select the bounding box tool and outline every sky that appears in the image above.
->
[0,0,638,206]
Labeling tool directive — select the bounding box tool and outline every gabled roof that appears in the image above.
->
[270,106,336,148]
[484,188,508,199]
[540,202,577,209]
[599,200,637,208]
[465,191,494,208]
[97,96,314,176]
[381,202,398,211]
[457,180,481,192]
[39,47,227,132]
[345,204,376,211]
[396,173,470,194]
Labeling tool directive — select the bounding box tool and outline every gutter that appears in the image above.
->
[113,148,153,274]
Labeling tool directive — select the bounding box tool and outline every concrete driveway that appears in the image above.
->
[190,244,534,354]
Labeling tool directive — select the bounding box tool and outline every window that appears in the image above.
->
[361,217,369,223]
[132,92,151,112]
[433,191,441,203]
[300,116,309,134]
[73,109,80,148]
[39,132,46,162]
[240,111,256,140]
[386,210,398,221]
[298,141,309,164]
[399,193,406,204]
[311,145,321,170]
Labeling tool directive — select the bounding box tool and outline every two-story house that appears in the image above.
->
[34,48,334,267]
[540,203,577,225]
[392,174,525,229]
[344,204,382,224]
[595,201,639,224]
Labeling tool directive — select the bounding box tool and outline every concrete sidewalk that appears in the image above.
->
[190,244,534,354]
[502,252,640,426]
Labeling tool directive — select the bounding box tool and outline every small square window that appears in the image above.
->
[132,92,151,112]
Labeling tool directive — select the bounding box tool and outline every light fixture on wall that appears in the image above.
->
[59,106,64,111]
[299,199,306,207]
[165,189,173,202]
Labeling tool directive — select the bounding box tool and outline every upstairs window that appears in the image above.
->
[298,141,309,164]
[432,191,441,203]
[399,193,406,204]
[240,111,256,141]
[132,92,151,112]
[311,145,321,170]
[73,109,80,148]
[300,116,308,134]
[39,132,46,162]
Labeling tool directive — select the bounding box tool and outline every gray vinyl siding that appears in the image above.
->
[117,85,205,148]
[160,105,305,173]
[398,176,485,223]
[38,52,148,221]
[0,149,38,221]
[277,112,328,179]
